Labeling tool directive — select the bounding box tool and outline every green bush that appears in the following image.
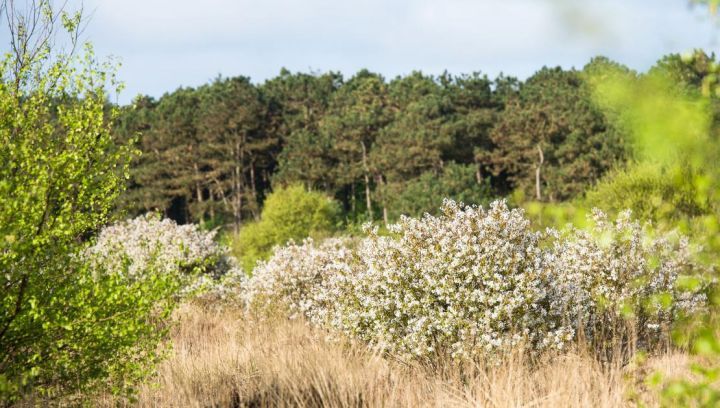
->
[584,163,708,223]
[0,3,181,402]
[0,253,181,403]
[520,200,589,231]
[233,185,341,272]
[587,54,720,405]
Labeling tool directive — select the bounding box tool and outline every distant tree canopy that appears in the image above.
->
[483,65,625,201]
[115,53,719,228]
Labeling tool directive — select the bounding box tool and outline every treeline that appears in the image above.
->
[115,57,654,227]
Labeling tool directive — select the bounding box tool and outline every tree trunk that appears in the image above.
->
[361,141,373,221]
[351,183,356,214]
[535,145,544,201]
[209,191,215,220]
[234,176,242,234]
[234,140,243,232]
[250,161,259,220]
[364,174,372,221]
[375,174,389,226]
[193,162,204,221]
[474,157,482,184]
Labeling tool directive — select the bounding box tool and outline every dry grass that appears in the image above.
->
[97,303,695,407]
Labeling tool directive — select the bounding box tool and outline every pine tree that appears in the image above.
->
[485,67,625,201]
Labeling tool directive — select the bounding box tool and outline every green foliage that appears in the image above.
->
[651,295,720,408]
[233,185,341,272]
[584,52,720,227]
[117,76,273,227]
[443,72,509,165]
[520,199,589,231]
[118,65,628,223]
[0,2,179,402]
[195,76,273,225]
[484,65,626,201]
[266,69,342,192]
[586,48,720,406]
[0,255,181,403]
[371,72,450,184]
[588,57,714,169]
[651,50,718,96]
[274,128,337,192]
[379,162,492,220]
[584,163,708,223]
[324,70,392,221]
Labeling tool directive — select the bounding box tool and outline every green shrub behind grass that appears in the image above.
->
[233,185,341,272]
[584,163,708,223]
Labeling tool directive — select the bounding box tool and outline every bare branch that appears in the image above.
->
[1,0,85,95]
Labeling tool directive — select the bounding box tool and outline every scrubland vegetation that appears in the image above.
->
[95,303,664,407]
[5,1,720,407]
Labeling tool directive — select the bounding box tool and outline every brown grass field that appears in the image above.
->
[91,303,701,408]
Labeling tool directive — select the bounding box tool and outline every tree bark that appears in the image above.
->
[351,183,356,214]
[361,141,373,221]
[193,162,204,221]
[250,160,259,220]
[375,174,389,226]
[535,145,544,201]
[234,140,243,232]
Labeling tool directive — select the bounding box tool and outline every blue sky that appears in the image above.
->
[70,0,719,104]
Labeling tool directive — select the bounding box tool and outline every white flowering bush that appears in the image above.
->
[187,256,247,304]
[550,209,706,355]
[243,200,708,362]
[244,238,354,323]
[85,214,243,298]
[245,200,573,359]
[330,200,572,360]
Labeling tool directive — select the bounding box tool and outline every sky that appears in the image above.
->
[26,0,720,104]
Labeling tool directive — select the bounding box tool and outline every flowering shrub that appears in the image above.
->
[244,238,354,323]
[550,209,706,354]
[187,257,247,304]
[331,200,572,360]
[243,200,708,362]
[245,200,573,359]
[86,214,243,298]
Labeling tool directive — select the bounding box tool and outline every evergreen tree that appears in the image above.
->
[114,96,164,215]
[371,72,450,222]
[322,70,391,221]
[196,76,271,228]
[264,69,342,191]
[443,72,514,190]
[485,66,625,201]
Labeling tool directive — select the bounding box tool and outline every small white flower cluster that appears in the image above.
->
[86,214,243,298]
[243,200,706,361]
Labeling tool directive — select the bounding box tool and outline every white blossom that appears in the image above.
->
[242,200,708,361]
[550,209,706,347]
[85,213,244,299]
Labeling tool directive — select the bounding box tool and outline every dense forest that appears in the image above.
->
[115,50,720,231]
[114,57,643,227]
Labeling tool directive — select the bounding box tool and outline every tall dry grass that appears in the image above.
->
[91,303,699,408]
